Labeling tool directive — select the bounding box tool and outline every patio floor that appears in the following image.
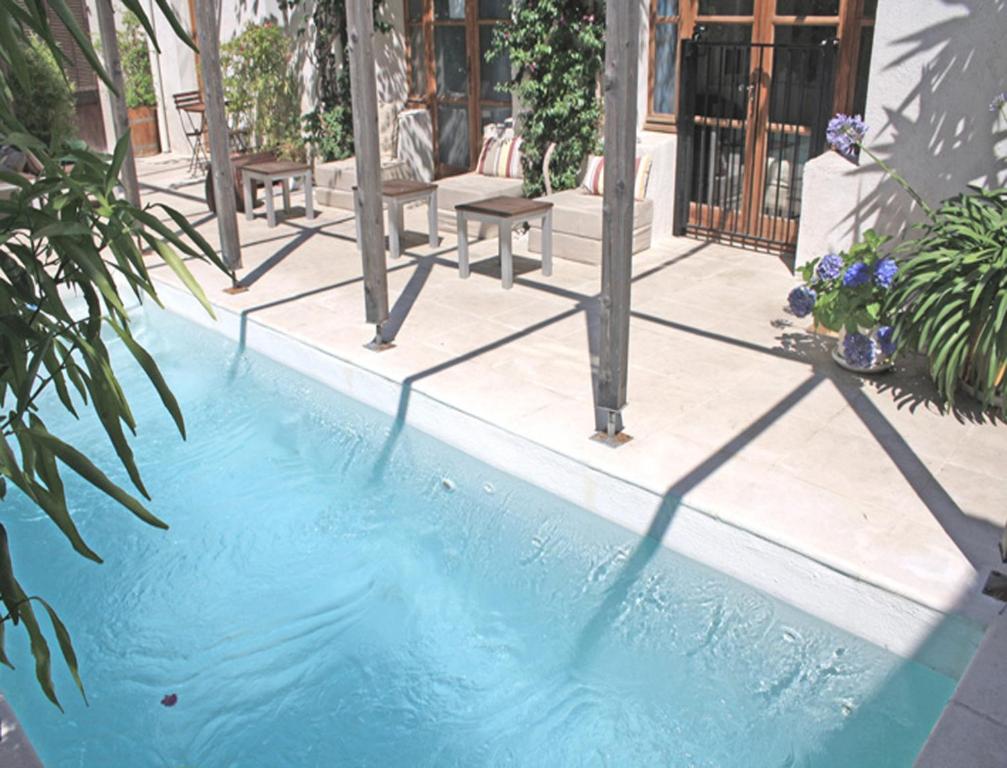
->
[136,154,1006,632]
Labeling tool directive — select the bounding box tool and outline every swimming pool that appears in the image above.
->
[3,307,960,766]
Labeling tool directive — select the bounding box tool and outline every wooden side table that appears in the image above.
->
[455,196,553,289]
[353,179,439,259]
[242,161,314,228]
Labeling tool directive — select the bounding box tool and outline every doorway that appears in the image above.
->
[405,0,513,176]
[654,0,876,253]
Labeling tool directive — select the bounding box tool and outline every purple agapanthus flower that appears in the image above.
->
[843,331,877,369]
[827,113,868,158]
[877,325,897,357]
[787,285,817,318]
[874,258,898,289]
[991,92,1007,112]
[816,252,844,282]
[842,262,871,288]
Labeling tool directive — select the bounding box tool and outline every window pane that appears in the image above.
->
[657,0,679,15]
[434,0,465,20]
[695,42,750,120]
[763,130,810,219]
[438,104,470,168]
[480,25,511,100]
[481,106,512,132]
[773,23,836,45]
[853,25,874,115]
[409,25,426,96]
[653,23,678,114]
[435,26,468,99]
[863,0,877,17]
[408,0,423,20]
[478,0,510,19]
[698,0,753,15]
[697,23,752,43]
[775,0,840,14]
[770,26,837,124]
[691,126,746,213]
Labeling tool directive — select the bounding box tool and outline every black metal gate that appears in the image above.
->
[673,37,838,254]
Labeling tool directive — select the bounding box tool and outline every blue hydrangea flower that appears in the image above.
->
[842,262,871,288]
[787,285,817,318]
[816,252,843,282]
[826,114,868,158]
[843,331,877,369]
[877,325,897,357]
[991,92,1007,112]
[874,257,898,289]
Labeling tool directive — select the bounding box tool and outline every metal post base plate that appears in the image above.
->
[590,430,634,447]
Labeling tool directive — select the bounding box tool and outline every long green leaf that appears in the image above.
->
[106,317,186,438]
[147,238,217,319]
[31,596,87,704]
[26,426,167,530]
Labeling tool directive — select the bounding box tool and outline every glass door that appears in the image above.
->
[679,0,846,252]
[408,0,512,177]
[433,0,470,174]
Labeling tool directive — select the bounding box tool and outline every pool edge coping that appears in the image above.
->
[146,280,990,681]
[914,608,1007,768]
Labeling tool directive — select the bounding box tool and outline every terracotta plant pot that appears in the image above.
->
[127,105,161,157]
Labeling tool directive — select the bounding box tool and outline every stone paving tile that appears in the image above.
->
[136,155,1007,626]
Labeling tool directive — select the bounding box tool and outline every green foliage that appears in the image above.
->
[298,0,388,161]
[487,0,605,197]
[800,230,894,333]
[0,0,226,708]
[885,188,1007,412]
[118,12,157,108]
[221,21,302,154]
[302,107,353,162]
[8,36,77,147]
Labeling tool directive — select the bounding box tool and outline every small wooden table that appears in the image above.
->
[353,179,438,259]
[455,196,553,289]
[242,161,314,228]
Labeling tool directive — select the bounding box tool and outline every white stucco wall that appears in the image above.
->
[795,0,1007,266]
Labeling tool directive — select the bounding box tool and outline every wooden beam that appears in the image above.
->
[346,0,390,345]
[595,0,640,441]
[94,0,140,207]
[193,0,242,273]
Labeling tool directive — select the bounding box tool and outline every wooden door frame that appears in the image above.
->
[405,0,512,177]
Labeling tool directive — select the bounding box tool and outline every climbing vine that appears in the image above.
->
[300,0,388,161]
[488,0,605,196]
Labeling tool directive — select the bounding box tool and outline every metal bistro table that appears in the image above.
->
[455,196,553,289]
[242,161,314,228]
[353,179,439,259]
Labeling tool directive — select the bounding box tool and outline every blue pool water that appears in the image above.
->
[3,307,961,767]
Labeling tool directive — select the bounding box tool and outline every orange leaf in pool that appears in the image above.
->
[161,693,178,708]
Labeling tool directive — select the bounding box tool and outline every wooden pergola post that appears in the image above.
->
[94,0,140,206]
[346,0,391,347]
[595,0,640,441]
[193,0,243,275]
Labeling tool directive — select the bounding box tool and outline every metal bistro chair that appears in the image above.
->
[173,90,208,174]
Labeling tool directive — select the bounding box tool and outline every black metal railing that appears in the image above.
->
[674,37,838,254]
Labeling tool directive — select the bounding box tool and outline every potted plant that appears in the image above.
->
[118,13,160,156]
[795,101,1007,410]
[788,230,899,373]
[885,186,1007,410]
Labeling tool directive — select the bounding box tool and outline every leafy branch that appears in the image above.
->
[1,0,230,708]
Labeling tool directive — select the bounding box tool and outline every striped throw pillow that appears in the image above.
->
[581,154,653,200]
[477,137,524,179]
